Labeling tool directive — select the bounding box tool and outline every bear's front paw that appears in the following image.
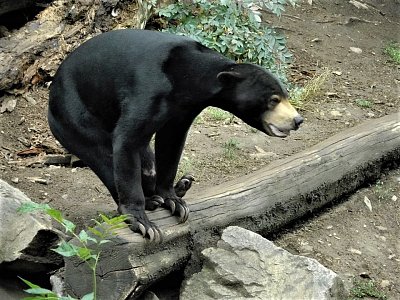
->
[118,204,162,242]
[164,196,190,223]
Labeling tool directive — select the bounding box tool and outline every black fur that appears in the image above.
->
[48,29,298,241]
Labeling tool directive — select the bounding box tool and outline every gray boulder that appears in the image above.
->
[0,179,57,263]
[0,179,61,299]
[181,226,346,300]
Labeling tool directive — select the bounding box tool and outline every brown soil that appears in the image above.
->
[0,0,399,298]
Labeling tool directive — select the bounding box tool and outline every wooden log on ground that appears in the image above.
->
[64,113,400,299]
[0,0,167,92]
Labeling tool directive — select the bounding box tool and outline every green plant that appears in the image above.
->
[349,279,387,299]
[203,107,232,122]
[372,180,395,202]
[223,138,240,159]
[384,42,400,65]
[157,0,296,81]
[18,202,128,300]
[355,98,372,108]
[289,68,331,109]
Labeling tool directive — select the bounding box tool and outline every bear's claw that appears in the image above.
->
[145,195,164,211]
[118,204,162,242]
[165,197,189,223]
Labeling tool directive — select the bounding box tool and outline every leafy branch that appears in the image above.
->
[18,202,128,300]
[156,0,297,82]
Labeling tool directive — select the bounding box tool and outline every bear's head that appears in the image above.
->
[216,64,303,138]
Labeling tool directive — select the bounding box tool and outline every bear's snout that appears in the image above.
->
[262,98,303,138]
[293,115,304,130]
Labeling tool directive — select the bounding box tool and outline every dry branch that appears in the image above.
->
[64,113,400,299]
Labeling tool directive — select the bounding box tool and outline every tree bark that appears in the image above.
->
[0,0,160,93]
[64,112,400,299]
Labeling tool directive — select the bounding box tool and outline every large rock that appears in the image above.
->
[0,179,61,298]
[181,226,346,300]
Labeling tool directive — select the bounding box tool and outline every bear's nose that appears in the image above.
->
[294,115,304,130]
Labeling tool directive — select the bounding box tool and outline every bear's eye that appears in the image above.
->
[270,95,281,106]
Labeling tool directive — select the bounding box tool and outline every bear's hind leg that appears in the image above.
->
[140,145,164,210]
[174,174,195,198]
[49,110,118,202]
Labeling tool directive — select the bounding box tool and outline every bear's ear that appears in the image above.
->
[217,71,244,86]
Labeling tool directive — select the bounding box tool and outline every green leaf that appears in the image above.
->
[100,214,111,224]
[18,202,50,213]
[62,219,76,233]
[81,292,95,300]
[76,247,93,261]
[99,239,111,245]
[79,230,97,243]
[19,277,41,289]
[24,287,56,295]
[53,240,78,257]
[46,208,63,223]
[88,227,104,238]
[78,230,89,242]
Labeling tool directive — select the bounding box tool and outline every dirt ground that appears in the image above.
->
[0,0,399,298]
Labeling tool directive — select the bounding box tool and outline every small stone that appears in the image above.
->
[367,112,375,118]
[332,71,342,76]
[0,97,17,113]
[330,110,342,119]
[18,117,25,125]
[392,195,397,202]
[363,196,372,211]
[376,225,387,231]
[380,280,390,288]
[350,47,362,54]
[11,177,19,184]
[348,248,362,255]
[300,244,314,253]
[359,272,371,279]
[349,0,369,9]
[24,95,37,105]
[250,151,277,159]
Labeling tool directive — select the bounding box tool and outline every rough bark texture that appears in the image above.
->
[0,0,159,93]
[64,113,400,299]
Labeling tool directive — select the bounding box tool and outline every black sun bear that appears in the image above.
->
[48,29,303,242]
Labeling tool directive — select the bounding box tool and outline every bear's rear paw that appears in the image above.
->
[164,196,190,223]
[118,204,162,243]
[145,195,164,211]
[174,174,195,198]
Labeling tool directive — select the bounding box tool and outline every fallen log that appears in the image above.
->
[0,0,166,93]
[64,112,400,299]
